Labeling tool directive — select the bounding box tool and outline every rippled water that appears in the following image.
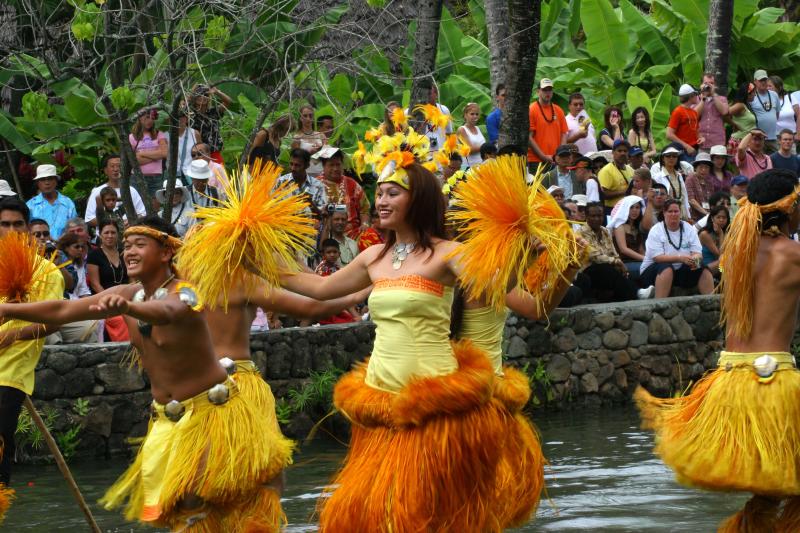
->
[5,408,746,532]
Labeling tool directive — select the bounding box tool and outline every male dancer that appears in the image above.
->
[0,216,279,532]
[636,169,800,531]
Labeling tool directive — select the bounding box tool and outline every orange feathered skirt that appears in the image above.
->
[318,340,508,533]
[492,366,546,528]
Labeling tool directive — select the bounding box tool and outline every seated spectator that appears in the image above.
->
[358,208,386,251]
[85,154,147,228]
[316,146,370,239]
[86,220,129,341]
[64,217,96,251]
[547,185,565,207]
[651,146,692,221]
[562,199,580,222]
[628,107,657,163]
[698,205,729,278]
[597,139,634,214]
[569,194,588,222]
[770,129,800,176]
[693,191,731,230]
[30,218,74,292]
[641,182,669,234]
[570,157,600,203]
[191,143,229,193]
[588,151,611,175]
[709,145,733,193]
[685,152,717,221]
[26,164,77,240]
[628,167,652,198]
[598,106,625,150]
[577,202,654,302]
[640,199,714,298]
[186,160,221,208]
[729,175,749,218]
[480,142,498,161]
[276,148,328,217]
[628,146,647,170]
[442,153,463,181]
[155,180,195,237]
[544,145,584,197]
[608,196,646,278]
[735,128,772,179]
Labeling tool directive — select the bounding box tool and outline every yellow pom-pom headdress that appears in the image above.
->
[176,160,316,310]
[391,107,408,130]
[447,155,580,311]
[720,184,800,340]
[0,231,45,303]
[412,103,451,130]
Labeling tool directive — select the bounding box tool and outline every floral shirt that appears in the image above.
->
[318,176,370,240]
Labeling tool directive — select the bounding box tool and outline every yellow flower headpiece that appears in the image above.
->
[391,107,408,129]
[376,151,416,189]
[413,104,451,130]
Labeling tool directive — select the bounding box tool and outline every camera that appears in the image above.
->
[701,84,711,93]
[43,241,57,257]
[326,203,347,214]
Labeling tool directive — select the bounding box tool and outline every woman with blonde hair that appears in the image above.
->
[457,102,486,167]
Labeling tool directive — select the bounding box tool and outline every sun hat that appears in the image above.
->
[709,145,729,157]
[0,180,16,197]
[34,164,59,181]
[570,193,588,207]
[186,160,213,181]
[546,185,564,195]
[155,180,188,204]
[692,152,713,168]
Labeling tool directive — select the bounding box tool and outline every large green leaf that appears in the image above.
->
[64,83,104,127]
[671,0,709,26]
[580,0,631,72]
[652,85,674,148]
[733,0,760,31]
[679,23,706,84]
[439,75,491,118]
[326,73,353,109]
[649,0,684,40]
[619,0,676,66]
[0,112,32,153]
[626,86,653,118]
[541,0,566,39]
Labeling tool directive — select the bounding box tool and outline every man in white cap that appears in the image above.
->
[528,78,568,173]
[0,180,16,198]
[25,164,77,239]
[666,84,703,161]
[155,180,195,237]
[751,69,780,150]
[695,72,728,151]
[85,154,147,228]
[186,159,221,208]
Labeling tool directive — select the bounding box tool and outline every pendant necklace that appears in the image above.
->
[392,242,416,270]
[133,274,176,337]
[755,91,773,112]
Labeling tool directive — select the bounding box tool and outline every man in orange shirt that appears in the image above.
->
[666,84,705,163]
[528,78,568,174]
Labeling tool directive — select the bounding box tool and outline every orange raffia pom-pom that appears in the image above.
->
[448,155,579,311]
[443,134,458,155]
[413,104,450,130]
[391,107,408,129]
[377,150,416,174]
[0,231,41,303]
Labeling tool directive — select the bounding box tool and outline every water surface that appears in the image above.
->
[5,408,746,531]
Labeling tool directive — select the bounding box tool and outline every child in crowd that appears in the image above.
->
[96,187,125,236]
[314,239,360,323]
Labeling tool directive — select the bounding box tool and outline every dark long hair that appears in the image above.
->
[374,163,447,262]
[603,105,625,133]
[630,106,651,142]
[702,205,730,234]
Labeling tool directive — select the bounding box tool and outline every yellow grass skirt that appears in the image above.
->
[231,359,295,451]
[492,366,546,528]
[318,340,507,532]
[100,377,288,532]
[635,351,800,496]
[0,483,13,524]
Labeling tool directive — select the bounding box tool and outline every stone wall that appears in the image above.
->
[26,296,734,462]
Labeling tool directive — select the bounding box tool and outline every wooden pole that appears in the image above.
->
[23,396,102,533]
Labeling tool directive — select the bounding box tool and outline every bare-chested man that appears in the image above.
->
[0,216,278,532]
[636,169,800,531]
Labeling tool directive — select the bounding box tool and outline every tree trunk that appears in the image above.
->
[498,0,541,151]
[409,0,444,128]
[484,0,509,93]
[704,0,734,95]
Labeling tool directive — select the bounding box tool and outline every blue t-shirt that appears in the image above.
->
[486,108,502,144]
[770,152,800,177]
[750,90,780,139]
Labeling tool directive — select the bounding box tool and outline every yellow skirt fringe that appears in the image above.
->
[319,340,507,533]
[492,366,546,529]
[100,378,288,531]
[635,351,800,496]
[0,483,13,524]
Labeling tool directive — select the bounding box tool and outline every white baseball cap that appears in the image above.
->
[34,164,59,181]
[539,78,554,89]
[678,84,697,97]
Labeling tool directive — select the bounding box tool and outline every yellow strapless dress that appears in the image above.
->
[319,275,506,533]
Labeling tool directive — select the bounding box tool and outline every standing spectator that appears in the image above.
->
[685,153,717,221]
[709,145,733,193]
[86,220,129,342]
[457,103,486,168]
[191,143,229,194]
[651,147,692,221]
[640,199,714,298]
[25,164,77,240]
[628,146,646,170]
[380,101,409,137]
[316,146,369,239]
[155,180,195,237]
[589,152,610,175]
[250,114,292,163]
[544,145,584,198]
[641,183,669,234]
[317,115,335,143]
[129,107,168,204]
[727,82,758,151]
[326,210,359,265]
[698,205,729,278]
[485,84,505,145]
[695,73,729,151]
[628,107,657,163]
[729,175,749,218]
[188,84,231,163]
[735,129,772,179]
[750,70,780,151]
[95,187,125,236]
[768,76,800,147]
[314,239,360,324]
[291,105,326,176]
[608,195,647,278]
[770,129,800,176]
[174,108,201,185]
[565,92,597,154]
[527,78,567,172]
[416,83,453,155]
[85,154,147,228]
[276,148,327,216]
[186,160,221,208]
[577,202,654,302]
[570,156,600,203]
[598,106,625,150]
[666,84,703,160]
[597,139,634,213]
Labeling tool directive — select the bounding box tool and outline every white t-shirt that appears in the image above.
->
[565,110,597,154]
[84,184,147,223]
[777,91,800,134]
[641,220,702,273]
[585,178,600,203]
